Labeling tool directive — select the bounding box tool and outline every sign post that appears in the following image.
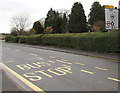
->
[105,8,119,30]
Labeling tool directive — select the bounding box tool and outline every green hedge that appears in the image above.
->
[26,34,43,45]
[5,31,120,53]
[5,35,19,43]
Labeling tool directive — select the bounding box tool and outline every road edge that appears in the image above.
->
[1,63,45,93]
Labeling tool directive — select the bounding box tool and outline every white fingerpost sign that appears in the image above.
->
[105,9,119,30]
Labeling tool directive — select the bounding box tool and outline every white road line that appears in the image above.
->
[56,60,72,65]
[28,57,44,60]
[3,60,14,63]
[37,57,44,60]
[81,70,94,74]
[30,53,38,56]
[60,59,68,61]
[48,60,55,63]
[50,56,56,58]
[16,50,20,52]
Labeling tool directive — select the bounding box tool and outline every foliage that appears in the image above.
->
[33,21,44,34]
[5,31,120,53]
[88,1,105,26]
[5,35,19,43]
[44,8,68,33]
[52,15,63,33]
[28,28,37,35]
[10,27,18,36]
[44,26,53,34]
[44,8,57,29]
[92,21,105,31]
[61,13,68,33]
[20,34,43,45]
[68,2,87,33]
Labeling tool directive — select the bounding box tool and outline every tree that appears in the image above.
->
[92,21,105,31]
[88,1,105,26]
[11,13,31,35]
[44,8,56,28]
[39,18,45,27]
[33,21,44,34]
[53,15,63,33]
[10,27,18,36]
[45,8,63,33]
[61,13,68,33]
[45,26,53,34]
[68,2,87,33]
[28,28,36,35]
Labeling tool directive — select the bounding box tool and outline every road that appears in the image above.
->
[0,42,119,92]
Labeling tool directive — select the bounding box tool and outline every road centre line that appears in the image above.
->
[16,50,20,52]
[107,77,120,82]
[50,56,56,58]
[60,59,68,62]
[81,70,94,74]
[30,53,38,56]
[48,60,55,63]
[56,60,72,65]
[94,67,108,71]
[75,62,85,66]
[5,60,14,63]
[37,57,44,60]
[28,57,44,60]
[1,61,14,63]
[1,63,45,93]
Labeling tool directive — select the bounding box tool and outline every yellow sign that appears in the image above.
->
[103,5,114,9]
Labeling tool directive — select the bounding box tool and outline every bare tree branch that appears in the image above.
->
[11,13,31,34]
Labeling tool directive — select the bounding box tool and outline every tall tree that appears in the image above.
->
[44,8,56,28]
[68,2,87,33]
[88,1,105,26]
[33,21,44,34]
[45,8,63,33]
[61,13,68,33]
[53,14,63,33]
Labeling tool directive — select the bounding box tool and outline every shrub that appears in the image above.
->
[19,36,28,43]
[26,34,43,45]
[5,31,120,53]
[5,35,19,43]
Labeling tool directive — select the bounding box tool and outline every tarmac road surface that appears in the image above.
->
[1,42,119,92]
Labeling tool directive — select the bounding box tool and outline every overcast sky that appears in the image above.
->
[0,0,118,33]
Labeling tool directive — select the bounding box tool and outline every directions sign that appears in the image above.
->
[105,9,119,30]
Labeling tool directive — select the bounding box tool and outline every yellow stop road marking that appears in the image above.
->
[107,77,120,82]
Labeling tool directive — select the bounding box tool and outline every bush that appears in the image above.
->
[5,31,120,53]
[19,36,28,43]
[26,34,43,45]
[5,35,19,43]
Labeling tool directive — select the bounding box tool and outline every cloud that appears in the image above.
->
[0,0,29,13]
